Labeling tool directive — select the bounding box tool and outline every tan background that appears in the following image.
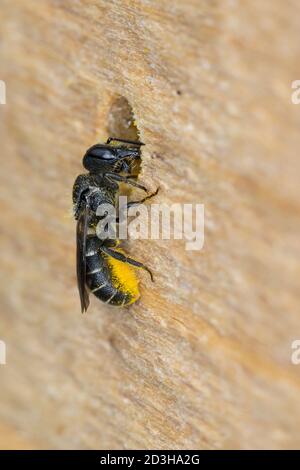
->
[0,0,300,449]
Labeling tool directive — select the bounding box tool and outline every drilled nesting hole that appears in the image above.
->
[107,96,139,141]
[107,97,142,177]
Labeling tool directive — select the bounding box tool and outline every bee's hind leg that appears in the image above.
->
[100,246,154,282]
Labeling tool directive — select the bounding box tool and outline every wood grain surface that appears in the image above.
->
[0,0,300,449]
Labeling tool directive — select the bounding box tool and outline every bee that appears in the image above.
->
[73,137,158,312]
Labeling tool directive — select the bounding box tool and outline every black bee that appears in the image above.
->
[73,137,158,312]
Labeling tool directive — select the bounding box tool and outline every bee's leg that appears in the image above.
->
[104,239,121,248]
[116,187,159,223]
[106,137,144,146]
[100,246,154,282]
[104,172,148,192]
[126,187,159,210]
[115,188,159,224]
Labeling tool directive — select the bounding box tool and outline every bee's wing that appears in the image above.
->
[76,205,90,313]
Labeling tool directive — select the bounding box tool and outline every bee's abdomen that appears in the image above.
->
[85,237,138,306]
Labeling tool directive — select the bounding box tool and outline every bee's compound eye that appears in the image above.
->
[101,151,115,160]
[83,145,116,171]
[88,147,115,161]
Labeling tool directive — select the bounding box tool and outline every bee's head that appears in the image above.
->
[83,144,141,175]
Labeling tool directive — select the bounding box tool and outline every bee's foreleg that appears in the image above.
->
[104,172,148,193]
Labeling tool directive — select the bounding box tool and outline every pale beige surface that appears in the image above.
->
[0,423,35,450]
[0,0,300,449]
